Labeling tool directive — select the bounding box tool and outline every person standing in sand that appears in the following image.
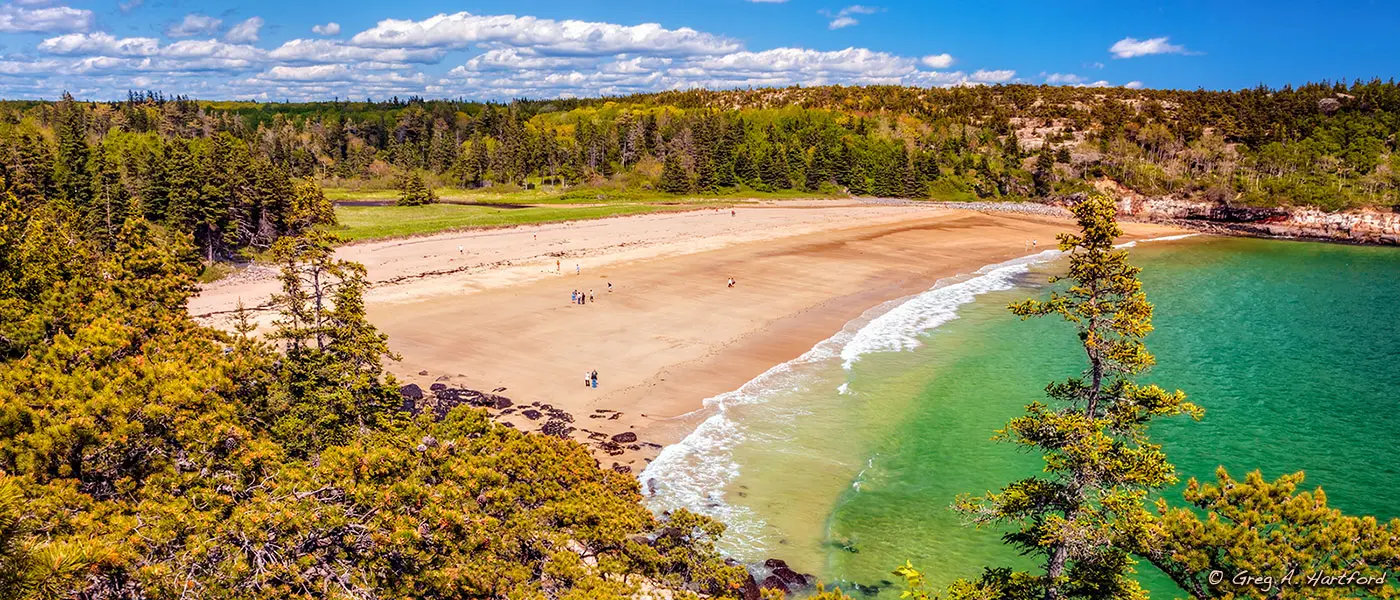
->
[557,259,561,272]
[458,245,464,254]
[589,290,595,303]
[576,264,580,275]
[607,282,613,293]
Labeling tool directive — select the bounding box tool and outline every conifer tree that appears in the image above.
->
[396,170,437,206]
[1034,150,1056,197]
[953,194,1202,600]
[660,153,691,194]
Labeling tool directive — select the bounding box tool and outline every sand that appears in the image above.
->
[191,200,1189,471]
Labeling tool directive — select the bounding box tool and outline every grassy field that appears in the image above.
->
[323,186,842,206]
[323,186,847,241]
[329,202,705,241]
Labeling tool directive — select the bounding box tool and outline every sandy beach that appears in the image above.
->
[193,200,1189,472]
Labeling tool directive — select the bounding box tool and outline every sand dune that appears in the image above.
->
[192,200,1188,471]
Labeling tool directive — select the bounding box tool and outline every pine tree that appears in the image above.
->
[52,93,90,211]
[659,154,691,194]
[396,170,437,206]
[953,194,1202,600]
[1034,150,1056,197]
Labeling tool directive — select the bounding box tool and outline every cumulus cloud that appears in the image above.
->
[350,12,741,56]
[39,32,159,56]
[166,13,222,38]
[1109,36,1188,58]
[312,22,340,36]
[0,2,92,33]
[4,8,1018,101]
[1124,80,1145,89]
[225,16,263,43]
[970,69,1014,83]
[920,53,953,69]
[1044,72,1083,85]
[268,38,445,64]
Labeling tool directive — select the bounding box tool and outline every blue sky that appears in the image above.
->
[0,0,1396,100]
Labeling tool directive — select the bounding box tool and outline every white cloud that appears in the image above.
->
[828,16,857,29]
[1109,36,1188,59]
[38,32,159,56]
[1124,80,1144,89]
[821,4,881,29]
[458,48,592,72]
[268,38,445,64]
[1044,72,1083,85]
[350,12,741,57]
[312,22,340,36]
[225,16,263,43]
[971,69,1014,83]
[920,53,953,69]
[166,13,222,38]
[0,2,91,33]
[2,8,1019,101]
[1044,72,1115,87]
[118,0,141,13]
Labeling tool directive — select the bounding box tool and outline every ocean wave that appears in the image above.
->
[638,233,1197,554]
[638,249,1067,551]
[1116,232,1201,248]
[837,250,1062,368]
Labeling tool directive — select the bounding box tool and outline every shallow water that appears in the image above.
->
[642,235,1400,597]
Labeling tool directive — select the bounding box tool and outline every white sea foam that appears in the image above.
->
[1116,232,1200,248]
[838,249,1062,369]
[639,233,1197,553]
[639,250,1067,549]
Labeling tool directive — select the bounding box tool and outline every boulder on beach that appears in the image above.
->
[398,383,424,400]
[610,432,638,444]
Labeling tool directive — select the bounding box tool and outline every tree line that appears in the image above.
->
[5,81,1400,243]
[0,179,749,599]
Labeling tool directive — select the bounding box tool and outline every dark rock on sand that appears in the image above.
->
[539,419,574,438]
[398,383,424,400]
[429,382,447,392]
[611,463,632,474]
[611,432,638,444]
[418,370,429,376]
[521,409,543,420]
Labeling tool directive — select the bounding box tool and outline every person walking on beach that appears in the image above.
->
[458,245,464,254]
[589,290,595,303]
[727,277,736,288]
[576,263,580,275]
[591,370,598,389]
[731,209,735,217]
[572,290,578,303]
[585,371,592,387]
[557,259,561,272]
[607,282,613,293]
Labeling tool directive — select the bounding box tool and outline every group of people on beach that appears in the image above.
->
[584,370,598,388]
[570,282,613,305]
[1024,239,1039,251]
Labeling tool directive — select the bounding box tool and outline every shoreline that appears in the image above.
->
[192,200,1192,471]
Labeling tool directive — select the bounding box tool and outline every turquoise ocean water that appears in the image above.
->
[641,235,1400,597]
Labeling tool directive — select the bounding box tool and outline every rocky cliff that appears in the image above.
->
[1088,180,1400,245]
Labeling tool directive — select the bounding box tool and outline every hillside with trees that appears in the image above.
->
[2,81,1398,261]
[0,180,750,599]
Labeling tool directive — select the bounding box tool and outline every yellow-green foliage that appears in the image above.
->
[0,180,746,598]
